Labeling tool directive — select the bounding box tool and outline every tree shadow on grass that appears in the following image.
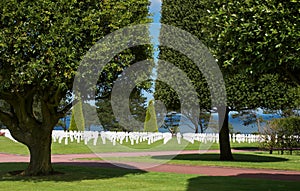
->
[232,146,260,151]
[234,173,300,181]
[186,176,299,191]
[152,153,288,162]
[0,162,146,182]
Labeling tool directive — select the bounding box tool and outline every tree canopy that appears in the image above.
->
[158,0,299,160]
[0,0,151,175]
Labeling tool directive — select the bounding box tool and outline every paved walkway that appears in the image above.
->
[1,150,300,181]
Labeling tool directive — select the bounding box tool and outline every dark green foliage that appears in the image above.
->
[82,103,100,131]
[0,0,151,175]
[196,0,300,82]
[129,88,148,130]
[96,87,147,132]
[158,0,299,160]
[96,99,124,131]
[158,0,299,110]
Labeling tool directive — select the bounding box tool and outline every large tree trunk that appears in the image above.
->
[218,106,234,161]
[0,86,72,176]
[199,123,204,133]
[193,120,199,133]
[23,129,53,176]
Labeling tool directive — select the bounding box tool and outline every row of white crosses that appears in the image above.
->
[99,131,173,145]
[265,134,300,143]
[181,133,220,144]
[52,130,174,146]
[1,129,265,145]
[232,134,264,143]
[181,133,264,144]
[52,130,99,145]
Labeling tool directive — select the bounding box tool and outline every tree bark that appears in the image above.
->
[23,129,53,176]
[218,106,234,161]
[199,123,204,133]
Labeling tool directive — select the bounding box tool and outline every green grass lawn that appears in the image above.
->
[161,152,300,171]
[0,163,298,191]
[0,137,92,155]
[0,136,259,155]
[0,137,29,155]
[1,137,300,190]
[79,151,300,172]
[77,152,300,171]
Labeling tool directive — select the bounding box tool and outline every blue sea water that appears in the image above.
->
[159,112,281,134]
[228,112,281,133]
[56,112,281,134]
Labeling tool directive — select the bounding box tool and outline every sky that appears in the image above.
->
[149,0,162,23]
[142,0,162,103]
[149,0,162,53]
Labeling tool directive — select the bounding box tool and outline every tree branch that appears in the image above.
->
[0,110,14,125]
[284,68,300,86]
[0,92,15,105]
[57,99,79,118]
[0,109,25,138]
[50,86,66,107]
[0,109,30,144]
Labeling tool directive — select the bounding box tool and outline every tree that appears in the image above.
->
[69,101,85,131]
[196,113,207,133]
[69,110,77,131]
[154,62,211,134]
[129,88,148,129]
[193,0,300,83]
[0,100,8,128]
[82,103,101,131]
[159,0,299,160]
[0,119,4,128]
[232,110,265,133]
[96,86,148,132]
[262,116,300,154]
[96,99,122,131]
[161,112,180,135]
[0,0,150,175]
[144,100,158,132]
[56,114,69,131]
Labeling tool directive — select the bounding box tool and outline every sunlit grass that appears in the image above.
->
[77,152,300,171]
[162,152,300,171]
[0,163,298,191]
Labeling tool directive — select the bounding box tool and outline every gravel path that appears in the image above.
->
[1,150,300,181]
